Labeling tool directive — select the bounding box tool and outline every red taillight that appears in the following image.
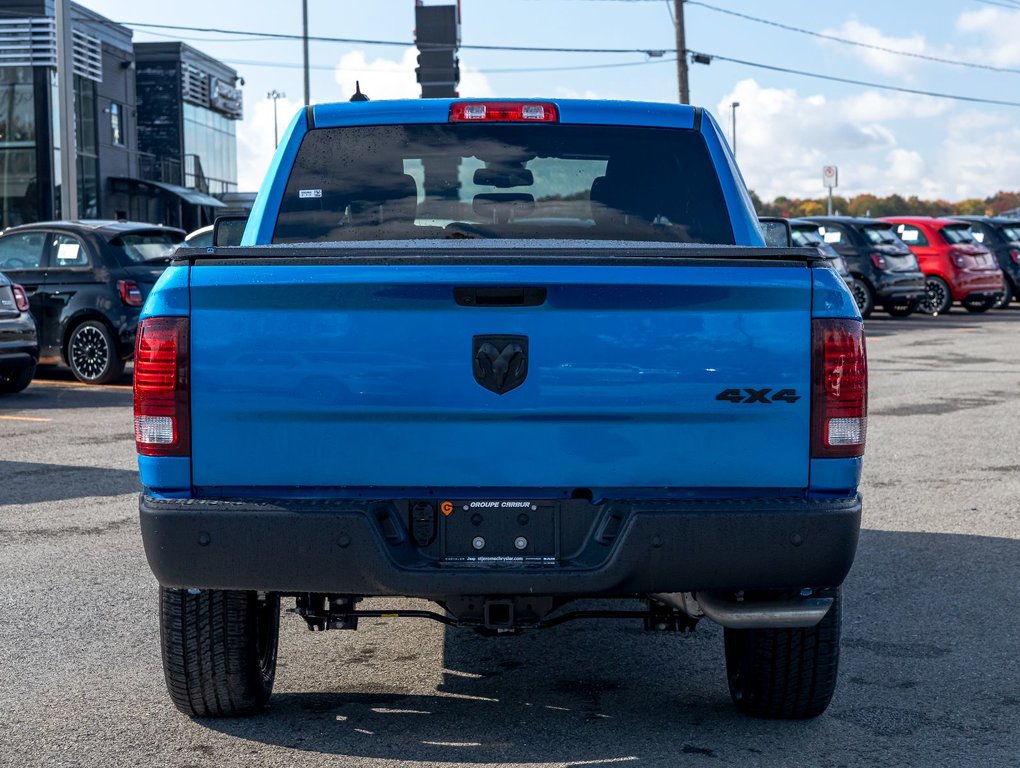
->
[118,279,144,307]
[11,284,29,312]
[812,318,867,459]
[134,317,190,457]
[870,252,888,270]
[450,101,559,123]
[1010,248,1020,265]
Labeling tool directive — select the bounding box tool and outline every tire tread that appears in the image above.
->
[724,588,841,719]
[159,588,279,717]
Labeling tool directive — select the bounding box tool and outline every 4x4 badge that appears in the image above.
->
[473,335,528,395]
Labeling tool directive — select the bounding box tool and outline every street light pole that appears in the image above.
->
[267,90,286,148]
[730,101,740,159]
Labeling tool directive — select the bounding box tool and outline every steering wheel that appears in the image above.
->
[443,222,499,240]
[2,257,29,269]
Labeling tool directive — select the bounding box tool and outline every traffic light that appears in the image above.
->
[414,4,460,98]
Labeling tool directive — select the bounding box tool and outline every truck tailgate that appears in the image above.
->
[188,258,812,491]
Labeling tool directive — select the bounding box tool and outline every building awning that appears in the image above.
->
[110,177,227,208]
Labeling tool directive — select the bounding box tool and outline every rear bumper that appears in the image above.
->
[872,271,926,302]
[950,269,1005,300]
[139,493,862,597]
[0,313,39,370]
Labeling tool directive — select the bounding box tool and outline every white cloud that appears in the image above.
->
[956,7,1020,67]
[940,110,1020,199]
[718,79,945,200]
[820,20,929,80]
[333,47,493,101]
[236,94,301,191]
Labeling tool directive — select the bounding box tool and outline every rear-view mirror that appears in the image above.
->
[213,215,248,247]
[758,217,792,247]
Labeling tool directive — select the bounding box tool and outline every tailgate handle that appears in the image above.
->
[454,286,547,307]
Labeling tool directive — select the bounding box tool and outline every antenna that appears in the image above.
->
[350,81,369,102]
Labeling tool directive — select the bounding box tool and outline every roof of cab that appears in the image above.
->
[311,98,701,131]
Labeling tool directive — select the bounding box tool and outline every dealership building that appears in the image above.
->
[0,1,242,231]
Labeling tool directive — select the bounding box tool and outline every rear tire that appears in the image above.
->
[724,587,842,719]
[0,363,35,394]
[66,320,125,385]
[962,296,995,313]
[160,588,280,717]
[850,279,874,319]
[920,276,952,316]
[992,280,1012,309]
[883,300,916,317]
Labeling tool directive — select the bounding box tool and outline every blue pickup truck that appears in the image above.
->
[136,99,866,721]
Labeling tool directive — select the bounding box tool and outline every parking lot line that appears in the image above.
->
[0,415,52,422]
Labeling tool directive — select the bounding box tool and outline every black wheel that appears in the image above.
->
[883,300,916,317]
[849,279,874,319]
[66,320,125,384]
[992,281,1012,309]
[0,363,35,394]
[919,276,952,315]
[160,588,280,717]
[724,588,842,719]
[962,296,995,314]
[999,279,1015,308]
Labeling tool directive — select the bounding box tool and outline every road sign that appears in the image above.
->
[823,165,838,189]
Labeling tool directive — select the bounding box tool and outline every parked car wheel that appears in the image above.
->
[160,587,280,717]
[724,587,841,719]
[962,296,995,314]
[66,320,125,385]
[0,363,35,394]
[920,276,952,315]
[883,300,917,317]
[850,279,874,319]
[991,280,1013,309]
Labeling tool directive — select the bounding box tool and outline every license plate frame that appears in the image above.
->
[439,499,559,563]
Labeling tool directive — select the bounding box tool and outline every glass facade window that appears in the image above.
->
[0,66,37,228]
[111,102,123,145]
[75,76,99,218]
[183,102,237,195]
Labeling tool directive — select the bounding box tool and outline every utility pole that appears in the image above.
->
[302,0,310,106]
[674,0,689,104]
[55,0,78,219]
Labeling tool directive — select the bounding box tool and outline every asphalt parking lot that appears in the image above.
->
[1,312,1018,768]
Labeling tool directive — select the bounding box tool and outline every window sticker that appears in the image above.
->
[900,229,919,242]
[56,242,81,262]
[299,189,322,199]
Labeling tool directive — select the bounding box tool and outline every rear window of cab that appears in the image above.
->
[273,123,735,245]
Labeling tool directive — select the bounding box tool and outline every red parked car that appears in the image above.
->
[883,216,1004,315]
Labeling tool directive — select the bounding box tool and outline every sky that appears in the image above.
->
[83,0,1020,202]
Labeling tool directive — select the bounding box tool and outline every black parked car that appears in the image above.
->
[788,218,860,294]
[949,216,1020,309]
[0,221,185,384]
[802,216,926,318]
[0,270,38,394]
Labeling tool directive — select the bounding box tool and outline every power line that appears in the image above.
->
[697,50,1020,107]
[685,0,1020,75]
[973,0,1020,9]
[224,56,677,75]
[116,21,668,55]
